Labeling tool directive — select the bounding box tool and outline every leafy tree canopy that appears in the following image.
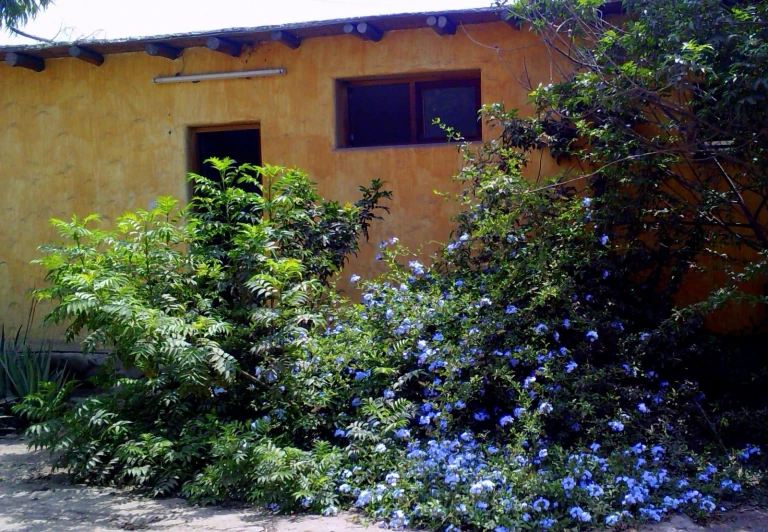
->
[503,0,768,300]
[1,0,52,30]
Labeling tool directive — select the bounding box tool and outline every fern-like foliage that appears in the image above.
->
[18,159,390,509]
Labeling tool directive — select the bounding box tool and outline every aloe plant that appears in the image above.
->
[0,325,67,404]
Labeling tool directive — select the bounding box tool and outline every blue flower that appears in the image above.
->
[354,370,371,381]
[605,514,621,526]
[562,476,576,490]
[505,304,519,314]
[608,421,625,432]
[565,361,578,373]
[569,506,591,522]
[583,197,592,208]
[477,297,492,307]
[473,410,490,421]
[394,428,411,439]
[350,274,361,283]
[323,505,339,516]
[539,518,557,529]
[408,260,425,276]
[212,387,226,396]
[499,415,514,426]
[538,402,553,414]
[355,490,372,506]
[585,330,599,342]
[638,402,650,413]
[534,323,549,334]
[533,497,550,512]
[383,389,395,399]
[385,472,399,486]
[600,234,609,246]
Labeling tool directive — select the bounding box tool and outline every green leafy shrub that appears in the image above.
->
[17,160,389,506]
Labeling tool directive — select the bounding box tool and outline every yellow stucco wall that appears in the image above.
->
[0,22,561,341]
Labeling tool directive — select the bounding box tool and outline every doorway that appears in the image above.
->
[189,124,262,196]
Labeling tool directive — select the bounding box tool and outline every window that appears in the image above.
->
[337,72,481,148]
[189,124,261,196]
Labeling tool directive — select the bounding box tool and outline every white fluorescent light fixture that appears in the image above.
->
[153,68,286,84]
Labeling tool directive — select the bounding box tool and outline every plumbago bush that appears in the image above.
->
[275,146,762,529]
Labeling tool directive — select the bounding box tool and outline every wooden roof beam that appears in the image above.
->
[271,30,301,50]
[4,52,44,72]
[69,45,104,66]
[206,37,242,57]
[498,9,520,27]
[427,15,456,36]
[343,22,383,42]
[146,43,183,60]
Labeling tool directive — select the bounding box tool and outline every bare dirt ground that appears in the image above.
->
[0,434,766,532]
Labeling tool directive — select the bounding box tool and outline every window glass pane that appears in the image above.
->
[420,84,479,140]
[348,83,411,147]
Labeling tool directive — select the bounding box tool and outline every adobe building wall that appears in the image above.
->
[0,22,561,345]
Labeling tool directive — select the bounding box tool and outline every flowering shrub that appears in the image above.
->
[274,147,761,528]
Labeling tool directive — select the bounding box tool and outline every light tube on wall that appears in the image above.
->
[153,68,286,84]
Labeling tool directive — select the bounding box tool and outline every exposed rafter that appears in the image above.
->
[146,43,183,60]
[206,37,242,57]
[427,15,456,36]
[69,45,104,66]
[343,22,383,42]
[4,52,44,72]
[271,30,301,50]
[498,9,520,27]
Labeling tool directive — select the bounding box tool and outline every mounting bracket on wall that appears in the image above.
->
[153,68,287,84]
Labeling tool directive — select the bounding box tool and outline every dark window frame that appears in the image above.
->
[336,71,482,149]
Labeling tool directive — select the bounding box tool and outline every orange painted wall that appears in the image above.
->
[0,22,562,344]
